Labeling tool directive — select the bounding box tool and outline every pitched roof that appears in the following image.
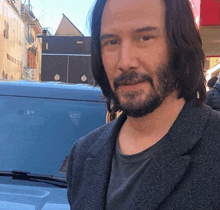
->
[55,14,84,36]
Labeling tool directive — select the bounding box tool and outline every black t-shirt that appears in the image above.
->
[106,135,167,210]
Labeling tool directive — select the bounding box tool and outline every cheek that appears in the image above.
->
[102,54,118,89]
[139,43,169,70]
[141,40,169,65]
[152,42,169,64]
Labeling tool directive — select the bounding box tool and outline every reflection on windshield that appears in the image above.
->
[0,96,106,178]
[59,156,68,175]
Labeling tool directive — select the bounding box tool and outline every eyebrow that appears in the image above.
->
[134,26,160,33]
[100,26,160,41]
[100,34,116,42]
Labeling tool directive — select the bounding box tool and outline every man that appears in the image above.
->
[205,74,220,111]
[67,0,220,209]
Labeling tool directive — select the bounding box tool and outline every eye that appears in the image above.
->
[107,40,118,45]
[101,39,119,48]
[101,39,120,49]
[140,36,152,41]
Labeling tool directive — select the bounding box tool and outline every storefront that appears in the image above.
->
[191,0,220,80]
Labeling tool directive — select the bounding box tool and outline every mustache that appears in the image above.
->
[113,71,153,89]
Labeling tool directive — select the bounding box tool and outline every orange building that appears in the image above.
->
[0,0,42,81]
[0,0,24,80]
[21,3,42,80]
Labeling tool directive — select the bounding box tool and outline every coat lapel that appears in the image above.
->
[128,155,191,210]
[75,114,127,209]
[129,102,211,209]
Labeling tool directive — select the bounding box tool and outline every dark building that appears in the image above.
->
[37,35,94,85]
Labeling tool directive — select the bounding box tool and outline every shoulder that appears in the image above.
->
[66,120,117,203]
[200,106,220,156]
[186,105,220,181]
[68,113,126,158]
[203,107,220,137]
[68,121,115,158]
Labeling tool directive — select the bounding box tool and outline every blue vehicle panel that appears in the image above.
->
[0,80,107,209]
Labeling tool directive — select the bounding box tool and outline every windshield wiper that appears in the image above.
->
[0,170,67,188]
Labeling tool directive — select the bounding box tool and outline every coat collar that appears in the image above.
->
[88,101,210,158]
[79,101,211,209]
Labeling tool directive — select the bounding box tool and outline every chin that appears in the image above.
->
[118,93,163,118]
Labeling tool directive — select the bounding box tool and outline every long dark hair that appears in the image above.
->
[90,0,206,116]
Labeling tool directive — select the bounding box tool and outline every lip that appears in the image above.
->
[119,81,145,91]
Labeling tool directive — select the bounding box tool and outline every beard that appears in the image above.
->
[111,61,176,118]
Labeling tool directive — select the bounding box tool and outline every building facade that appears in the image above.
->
[21,3,42,80]
[0,0,42,81]
[0,0,24,80]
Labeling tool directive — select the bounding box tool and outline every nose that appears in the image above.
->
[117,42,139,71]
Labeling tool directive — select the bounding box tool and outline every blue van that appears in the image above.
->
[0,80,107,210]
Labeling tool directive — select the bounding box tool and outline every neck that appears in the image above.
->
[118,90,185,154]
[126,91,185,134]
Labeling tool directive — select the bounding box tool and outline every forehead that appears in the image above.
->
[101,0,166,34]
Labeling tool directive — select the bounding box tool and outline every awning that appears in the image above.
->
[191,0,220,56]
[200,0,220,27]
[191,0,220,27]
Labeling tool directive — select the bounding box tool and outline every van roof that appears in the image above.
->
[0,80,105,102]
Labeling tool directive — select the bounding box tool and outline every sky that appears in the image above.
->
[24,0,96,36]
[25,0,201,36]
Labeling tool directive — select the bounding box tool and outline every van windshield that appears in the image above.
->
[0,95,106,178]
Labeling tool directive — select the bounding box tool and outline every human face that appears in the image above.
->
[100,0,175,117]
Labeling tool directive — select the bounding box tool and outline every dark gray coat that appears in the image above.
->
[67,101,220,210]
[205,83,220,111]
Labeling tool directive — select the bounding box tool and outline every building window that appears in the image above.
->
[4,20,9,39]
